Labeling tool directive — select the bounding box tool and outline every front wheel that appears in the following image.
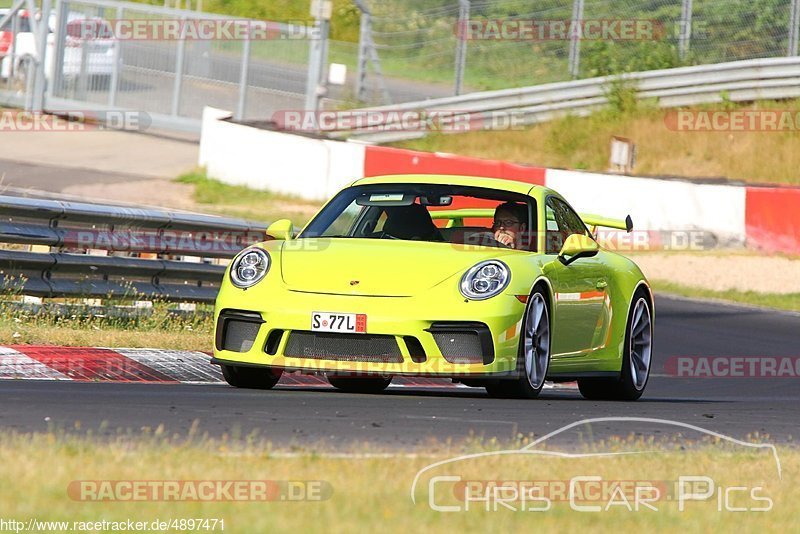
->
[578,289,653,401]
[485,289,551,399]
[327,374,392,394]
[220,364,282,389]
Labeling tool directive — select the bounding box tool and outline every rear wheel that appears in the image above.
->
[578,289,653,401]
[485,289,551,399]
[327,374,392,394]
[220,364,282,390]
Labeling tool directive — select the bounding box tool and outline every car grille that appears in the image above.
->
[432,331,485,364]
[284,331,403,363]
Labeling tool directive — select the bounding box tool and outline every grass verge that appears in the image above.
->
[651,280,800,313]
[396,99,800,186]
[176,170,322,229]
[0,301,213,350]
[0,432,794,532]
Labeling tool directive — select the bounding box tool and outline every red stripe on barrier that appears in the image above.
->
[10,346,177,383]
[363,146,545,186]
[745,186,800,254]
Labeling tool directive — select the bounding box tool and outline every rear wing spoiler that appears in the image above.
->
[580,213,634,233]
[430,208,493,228]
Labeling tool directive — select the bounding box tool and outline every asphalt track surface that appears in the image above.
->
[0,295,798,448]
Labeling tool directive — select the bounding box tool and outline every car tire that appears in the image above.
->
[220,364,282,390]
[485,288,551,399]
[327,375,392,394]
[578,288,653,401]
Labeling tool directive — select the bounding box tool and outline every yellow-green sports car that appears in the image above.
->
[212,174,654,400]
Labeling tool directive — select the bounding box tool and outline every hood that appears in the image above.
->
[279,238,516,297]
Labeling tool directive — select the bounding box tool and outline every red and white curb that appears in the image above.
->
[0,345,577,390]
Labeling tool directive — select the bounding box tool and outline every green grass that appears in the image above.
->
[176,170,323,229]
[652,280,800,313]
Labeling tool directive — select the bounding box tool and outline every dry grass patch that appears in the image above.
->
[0,300,213,350]
[0,432,795,533]
[397,100,800,186]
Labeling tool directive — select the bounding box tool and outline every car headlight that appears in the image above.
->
[229,247,270,288]
[460,260,510,300]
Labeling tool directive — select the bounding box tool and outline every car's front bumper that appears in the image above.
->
[212,287,527,377]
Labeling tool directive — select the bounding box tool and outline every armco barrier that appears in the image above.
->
[0,195,266,302]
[199,108,799,255]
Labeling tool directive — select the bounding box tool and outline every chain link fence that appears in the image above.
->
[1,0,798,131]
[47,0,315,121]
[361,0,800,100]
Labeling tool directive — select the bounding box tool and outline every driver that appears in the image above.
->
[492,202,528,249]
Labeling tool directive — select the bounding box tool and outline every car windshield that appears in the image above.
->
[300,183,536,251]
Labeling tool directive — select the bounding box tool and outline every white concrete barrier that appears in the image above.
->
[198,107,365,201]
[545,169,747,246]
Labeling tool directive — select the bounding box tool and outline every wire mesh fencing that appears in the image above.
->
[359,0,800,101]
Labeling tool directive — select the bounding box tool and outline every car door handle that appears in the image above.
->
[596,280,608,290]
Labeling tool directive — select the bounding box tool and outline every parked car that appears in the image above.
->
[0,9,117,88]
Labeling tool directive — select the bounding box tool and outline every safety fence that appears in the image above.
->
[4,0,800,134]
[363,0,800,98]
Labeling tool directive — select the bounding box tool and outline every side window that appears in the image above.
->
[545,197,587,253]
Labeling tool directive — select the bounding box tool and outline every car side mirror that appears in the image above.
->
[558,234,599,265]
[266,219,293,241]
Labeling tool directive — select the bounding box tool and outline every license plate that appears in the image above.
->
[311,312,367,334]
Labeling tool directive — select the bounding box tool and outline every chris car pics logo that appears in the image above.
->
[411,417,780,513]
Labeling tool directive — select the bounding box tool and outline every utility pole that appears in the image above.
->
[304,0,331,115]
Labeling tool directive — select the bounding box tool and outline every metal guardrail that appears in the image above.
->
[338,57,800,143]
[0,195,267,303]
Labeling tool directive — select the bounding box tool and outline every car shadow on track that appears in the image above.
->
[265,386,729,403]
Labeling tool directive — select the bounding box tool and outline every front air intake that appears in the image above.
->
[427,322,494,365]
[216,309,264,352]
